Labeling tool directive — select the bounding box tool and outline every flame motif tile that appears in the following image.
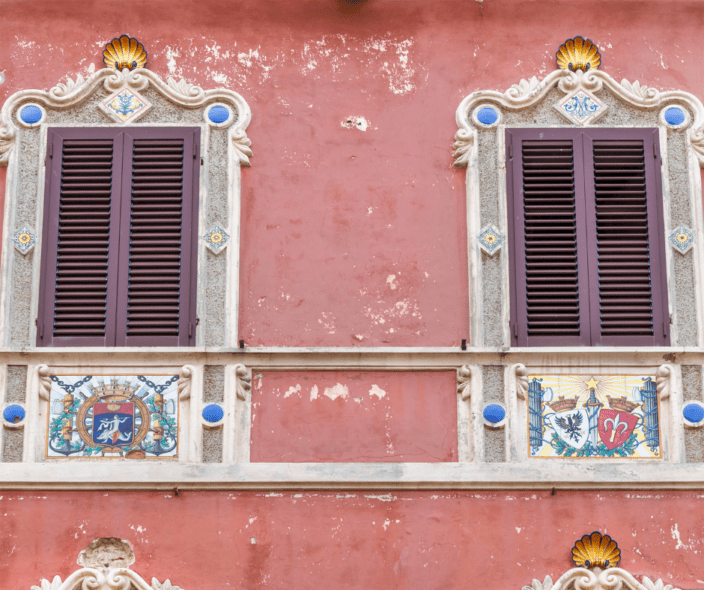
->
[669,226,695,254]
[99,87,151,124]
[12,226,37,255]
[203,225,230,254]
[478,226,503,255]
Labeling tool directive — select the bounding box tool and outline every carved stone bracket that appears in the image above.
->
[457,365,473,401]
[453,68,704,168]
[235,364,252,401]
[656,364,676,400]
[177,365,196,400]
[512,363,529,399]
[524,568,680,590]
[1,67,253,167]
[31,538,184,590]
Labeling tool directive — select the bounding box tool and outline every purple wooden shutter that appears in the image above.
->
[37,128,125,347]
[506,129,592,346]
[114,127,200,346]
[581,128,670,346]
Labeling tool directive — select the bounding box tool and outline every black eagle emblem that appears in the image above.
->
[556,412,584,441]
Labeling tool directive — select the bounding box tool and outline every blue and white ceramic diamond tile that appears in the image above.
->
[12,226,37,255]
[99,87,152,124]
[669,226,695,254]
[478,226,503,255]
[203,225,230,254]
[556,89,607,125]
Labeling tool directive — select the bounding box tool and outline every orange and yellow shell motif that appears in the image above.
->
[572,531,620,569]
[556,37,601,72]
[103,35,148,71]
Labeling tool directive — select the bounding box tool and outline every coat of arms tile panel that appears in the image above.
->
[46,375,179,459]
[528,374,661,459]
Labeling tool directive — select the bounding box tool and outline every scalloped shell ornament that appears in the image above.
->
[572,531,620,569]
[103,35,148,71]
[556,37,601,72]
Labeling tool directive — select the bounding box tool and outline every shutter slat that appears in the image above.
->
[125,138,185,339]
[591,139,655,338]
[522,139,582,339]
[50,138,114,339]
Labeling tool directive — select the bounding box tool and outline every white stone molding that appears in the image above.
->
[31,538,185,590]
[0,67,252,167]
[656,364,676,400]
[457,365,473,401]
[454,69,704,168]
[457,365,483,462]
[177,365,196,400]
[235,363,252,400]
[454,68,704,349]
[225,363,252,463]
[511,364,529,399]
[36,364,51,401]
[524,567,680,590]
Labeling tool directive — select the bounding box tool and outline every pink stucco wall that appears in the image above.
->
[4,0,704,346]
[250,371,457,462]
[3,490,704,590]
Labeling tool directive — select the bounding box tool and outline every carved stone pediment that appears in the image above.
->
[525,568,680,590]
[30,538,185,590]
[0,67,253,166]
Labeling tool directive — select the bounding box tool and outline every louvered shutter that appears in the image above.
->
[582,129,669,346]
[506,129,592,346]
[37,128,125,347]
[115,128,200,347]
[38,127,200,347]
[506,128,669,347]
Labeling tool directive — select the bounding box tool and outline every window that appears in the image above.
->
[37,127,200,347]
[505,128,669,347]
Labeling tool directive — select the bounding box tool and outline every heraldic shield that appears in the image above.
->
[599,409,638,450]
[92,402,135,446]
[548,409,590,449]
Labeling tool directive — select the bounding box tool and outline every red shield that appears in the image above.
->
[598,409,638,450]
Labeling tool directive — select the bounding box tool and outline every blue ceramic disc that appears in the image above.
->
[202,403,224,423]
[20,105,42,125]
[3,404,25,424]
[476,107,499,126]
[664,107,686,126]
[483,403,506,424]
[683,402,704,424]
[208,105,230,124]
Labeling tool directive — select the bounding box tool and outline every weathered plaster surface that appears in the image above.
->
[10,130,40,349]
[682,365,703,462]
[2,429,23,462]
[4,490,704,590]
[482,365,505,463]
[202,427,223,463]
[203,365,225,403]
[250,371,457,462]
[5,365,27,403]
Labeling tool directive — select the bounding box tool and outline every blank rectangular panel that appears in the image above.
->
[592,139,654,337]
[126,138,185,340]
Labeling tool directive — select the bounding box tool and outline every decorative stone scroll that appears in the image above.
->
[235,364,252,401]
[525,568,680,590]
[453,68,704,168]
[0,67,253,166]
[457,365,474,401]
[31,538,185,590]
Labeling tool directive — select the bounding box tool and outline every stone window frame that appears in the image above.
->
[0,68,253,349]
[453,68,704,350]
